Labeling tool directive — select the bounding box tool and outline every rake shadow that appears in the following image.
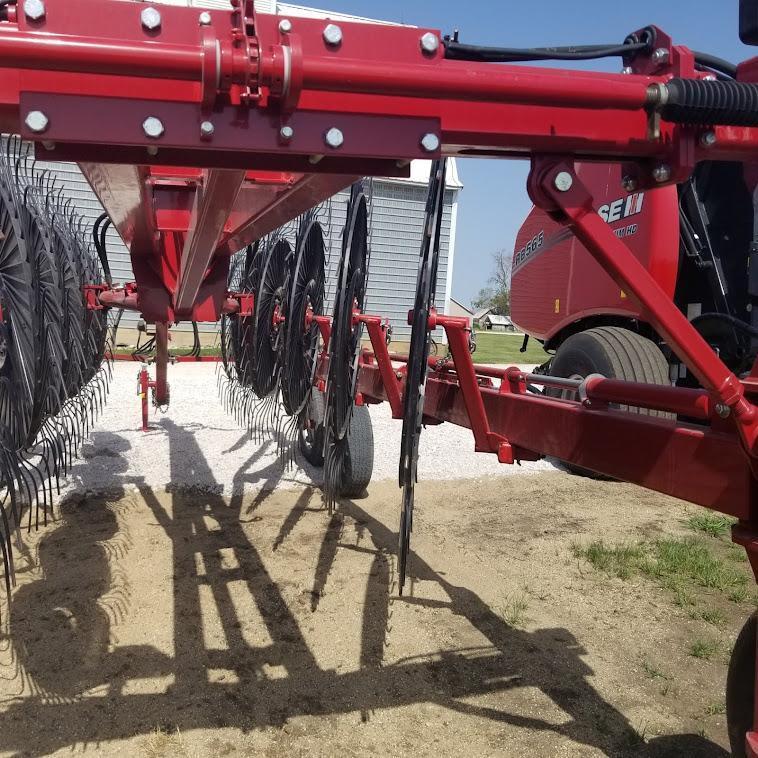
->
[0,419,728,757]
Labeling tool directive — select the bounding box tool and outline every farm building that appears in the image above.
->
[473,307,491,328]
[482,314,515,332]
[37,0,462,346]
[447,298,474,320]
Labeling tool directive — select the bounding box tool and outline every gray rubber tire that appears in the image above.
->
[727,612,756,758]
[549,326,671,476]
[338,404,374,498]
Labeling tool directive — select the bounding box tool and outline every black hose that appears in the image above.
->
[92,212,113,286]
[692,51,738,79]
[179,322,201,358]
[443,37,737,81]
[444,39,648,63]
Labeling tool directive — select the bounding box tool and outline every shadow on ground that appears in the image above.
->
[0,420,727,757]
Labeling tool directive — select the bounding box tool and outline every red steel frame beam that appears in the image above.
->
[174,168,245,316]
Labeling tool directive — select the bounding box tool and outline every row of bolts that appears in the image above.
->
[19,1,717,185]
[19,1,442,154]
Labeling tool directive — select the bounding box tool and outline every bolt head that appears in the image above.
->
[652,47,669,66]
[140,6,161,31]
[715,402,731,419]
[198,11,212,25]
[420,32,439,54]
[323,23,343,46]
[700,130,717,148]
[146,145,159,156]
[200,120,214,138]
[554,171,573,192]
[279,125,294,141]
[25,110,49,134]
[142,116,164,139]
[652,164,672,183]
[324,127,344,148]
[278,18,292,34]
[621,175,638,192]
[420,132,440,152]
[23,0,45,21]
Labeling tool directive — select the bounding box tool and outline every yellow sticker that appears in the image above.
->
[554,298,560,314]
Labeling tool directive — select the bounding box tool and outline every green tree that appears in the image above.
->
[473,248,512,315]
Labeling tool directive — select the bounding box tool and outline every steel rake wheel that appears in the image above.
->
[282,212,325,417]
[0,139,111,613]
[252,236,291,399]
[397,158,448,595]
[0,173,36,451]
[323,183,369,509]
[235,241,262,388]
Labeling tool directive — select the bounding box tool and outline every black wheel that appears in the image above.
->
[398,158,447,593]
[337,404,373,498]
[235,242,261,388]
[252,237,291,398]
[299,388,325,466]
[549,326,671,477]
[323,183,370,509]
[727,612,756,758]
[282,214,325,417]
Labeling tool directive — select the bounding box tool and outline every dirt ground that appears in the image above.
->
[0,466,750,757]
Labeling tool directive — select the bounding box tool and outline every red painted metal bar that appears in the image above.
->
[355,358,753,519]
[357,315,403,419]
[433,312,507,456]
[0,31,201,80]
[153,322,170,406]
[174,169,245,316]
[138,364,149,432]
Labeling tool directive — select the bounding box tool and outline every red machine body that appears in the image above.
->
[511,163,679,345]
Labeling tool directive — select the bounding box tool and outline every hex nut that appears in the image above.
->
[141,6,161,31]
[323,23,343,46]
[25,110,49,134]
[143,116,165,139]
[325,127,344,148]
[420,133,440,152]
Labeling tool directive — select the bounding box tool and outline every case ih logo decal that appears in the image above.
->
[597,193,645,224]
[513,193,645,272]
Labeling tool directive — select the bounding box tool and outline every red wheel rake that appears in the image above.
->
[1,0,758,751]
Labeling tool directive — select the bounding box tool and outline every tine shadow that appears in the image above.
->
[0,417,729,757]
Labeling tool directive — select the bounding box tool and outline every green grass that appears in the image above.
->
[642,660,669,680]
[572,541,644,580]
[686,512,735,539]
[573,537,749,597]
[498,594,530,628]
[114,345,221,358]
[705,701,726,716]
[728,586,750,603]
[690,638,720,660]
[469,331,549,365]
[689,607,726,626]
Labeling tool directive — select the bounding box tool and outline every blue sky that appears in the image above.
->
[318,1,754,307]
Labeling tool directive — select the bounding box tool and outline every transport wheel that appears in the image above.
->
[727,611,757,758]
[337,404,374,498]
[397,158,447,593]
[299,388,325,466]
[548,326,670,477]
